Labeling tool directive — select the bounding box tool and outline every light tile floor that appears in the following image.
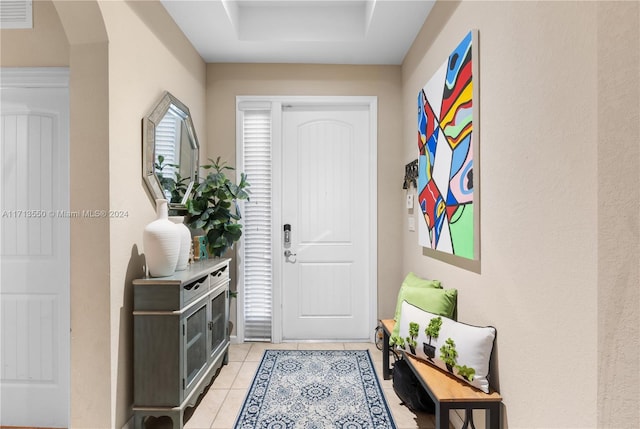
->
[180,342,436,429]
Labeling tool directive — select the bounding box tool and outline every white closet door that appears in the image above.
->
[1,71,70,428]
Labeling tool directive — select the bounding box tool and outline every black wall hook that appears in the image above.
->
[403,159,418,189]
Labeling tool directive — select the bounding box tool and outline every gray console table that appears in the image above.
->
[132,258,231,429]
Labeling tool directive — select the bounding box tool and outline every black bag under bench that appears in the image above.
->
[392,357,435,413]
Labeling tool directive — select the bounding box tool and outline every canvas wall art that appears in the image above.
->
[417,30,478,260]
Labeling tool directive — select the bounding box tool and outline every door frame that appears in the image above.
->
[236,95,378,343]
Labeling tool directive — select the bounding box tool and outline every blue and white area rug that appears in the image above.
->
[234,349,397,429]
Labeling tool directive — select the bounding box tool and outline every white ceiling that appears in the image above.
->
[160,0,435,65]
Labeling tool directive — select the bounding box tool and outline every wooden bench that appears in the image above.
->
[380,319,502,429]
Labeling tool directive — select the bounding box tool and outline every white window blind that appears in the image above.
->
[241,109,273,341]
[155,112,181,188]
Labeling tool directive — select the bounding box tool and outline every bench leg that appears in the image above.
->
[435,403,451,429]
[382,326,391,380]
[486,402,501,429]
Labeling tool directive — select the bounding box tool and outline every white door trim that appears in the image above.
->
[236,95,377,343]
[0,67,69,88]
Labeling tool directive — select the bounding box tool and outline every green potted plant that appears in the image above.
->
[423,316,442,360]
[186,157,250,257]
[455,364,476,382]
[389,335,405,350]
[155,155,190,205]
[406,322,420,354]
[440,337,458,374]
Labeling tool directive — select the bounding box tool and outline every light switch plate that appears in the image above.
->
[406,194,414,209]
[408,217,415,231]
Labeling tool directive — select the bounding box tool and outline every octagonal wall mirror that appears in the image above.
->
[143,91,199,210]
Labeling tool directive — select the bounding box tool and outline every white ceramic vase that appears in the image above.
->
[144,199,180,277]
[169,215,191,271]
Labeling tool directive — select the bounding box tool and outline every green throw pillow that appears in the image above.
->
[391,287,457,340]
[393,272,443,322]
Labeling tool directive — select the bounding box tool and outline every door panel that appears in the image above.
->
[281,108,370,340]
[298,263,351,316]
[0,80,69,428]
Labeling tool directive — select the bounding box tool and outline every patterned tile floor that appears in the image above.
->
[181,342,436,429]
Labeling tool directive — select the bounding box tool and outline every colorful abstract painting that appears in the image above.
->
[417,31,478,260]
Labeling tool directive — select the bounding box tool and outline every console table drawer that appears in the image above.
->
[209,264,229,288]
[133,259,229,312]
[182,274,209,307]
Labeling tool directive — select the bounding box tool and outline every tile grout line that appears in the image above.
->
[210,344,252,429]
[208,387,229,429]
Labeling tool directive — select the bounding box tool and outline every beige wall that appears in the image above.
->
[66,40,112,428]
[99,2,206,427]
[401,1,638,428]
[0,0,68,66]
[206,63,405,320]
[596,2,640,428]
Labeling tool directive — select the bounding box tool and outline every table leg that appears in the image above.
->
[382,326,391,380]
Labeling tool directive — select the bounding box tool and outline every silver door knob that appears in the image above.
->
[284,249,297,263]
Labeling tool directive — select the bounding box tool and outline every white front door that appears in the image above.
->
[281,106,374,341]
[0,69,70,428]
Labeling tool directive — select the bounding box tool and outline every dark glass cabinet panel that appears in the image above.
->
[185,303,208,387]
[210,289,227,357]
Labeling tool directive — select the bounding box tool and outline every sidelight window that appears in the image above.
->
[238,106,273,341]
